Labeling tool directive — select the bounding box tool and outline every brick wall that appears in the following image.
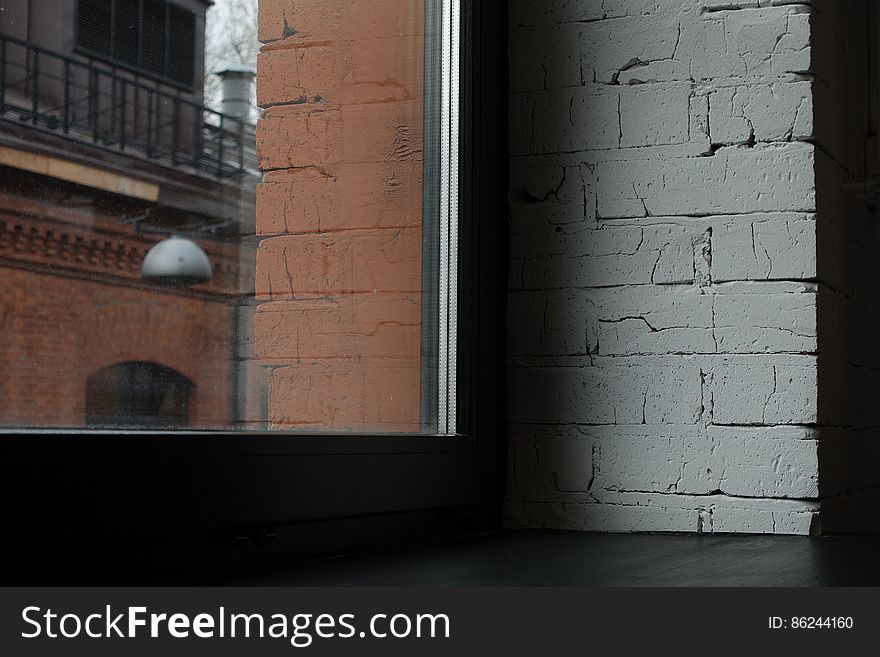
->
[0,266,234,428]
[252,0,880,531]
[505,0,828,533]
[0,174,241,430]
[255,0,425,430]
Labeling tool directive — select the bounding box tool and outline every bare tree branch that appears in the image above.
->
[204,0,259,121]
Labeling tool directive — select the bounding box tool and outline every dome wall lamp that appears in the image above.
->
[140,236,213,286]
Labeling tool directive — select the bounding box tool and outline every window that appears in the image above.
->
[86,362,194,428]
[6,0,452,435]
[0,0,507,582]
[75,0,196,86]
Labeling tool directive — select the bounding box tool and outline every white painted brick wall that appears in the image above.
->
[506,0,824,534]
[595,145,815,218]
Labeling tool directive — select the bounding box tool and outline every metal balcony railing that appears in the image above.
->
[0,32,249,179]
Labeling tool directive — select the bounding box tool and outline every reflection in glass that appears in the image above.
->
[0,0,446,433]
[86,362,193,428]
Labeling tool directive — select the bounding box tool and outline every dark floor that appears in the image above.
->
[206,530,880,587]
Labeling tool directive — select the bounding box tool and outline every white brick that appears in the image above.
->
[583,425,818,498]
[510,283,816,357]
[506,494,818,534]
[515,84,696,155]
[706,425,819,497]
[511,224,700,289]
[767,11,812,74]
[596,491,819,533]
[680,8,811,81]
[705,81,813,144]
[592,431,701,494]
[595,144,815,218]
[507,290,594,356]
[593,286,715,355]
[713,283,816,353]
[603,0,692,18]
[510,0,605,27]
[511,0,695,26]
[509,157,593,223]
[534,89,620,152]
[724,8,808,75]
[508,361,703,425]
[619,83,692,148]
[509,157,571,205]
[570,6,810,86]
[505,0,823,537]
[581,14,682,84]
[510,25,582,92]
[510,430,594,493]
[710,355,817,424]
[512,84,698,154]
[713,215,816,281]
[709,506,794,533]
[617,59,690,85]
[701,0,815,8]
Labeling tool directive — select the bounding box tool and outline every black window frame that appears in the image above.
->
[1,0,507,584]
[74,0,197,89]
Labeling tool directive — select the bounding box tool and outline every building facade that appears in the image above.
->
[0,0,261,429]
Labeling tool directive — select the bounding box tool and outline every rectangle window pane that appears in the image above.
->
[76,0,113,58]
[140,0,167,77]
[0,0,459,434]
[112,0,141,67]
[72,0,195,88]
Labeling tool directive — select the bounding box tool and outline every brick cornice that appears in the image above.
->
[0,213,244,298]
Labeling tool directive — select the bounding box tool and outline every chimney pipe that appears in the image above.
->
[216,66,256,122]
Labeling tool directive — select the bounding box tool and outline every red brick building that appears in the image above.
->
[255,0,427,431]
[0,0,260,429]
[2,0,429,432]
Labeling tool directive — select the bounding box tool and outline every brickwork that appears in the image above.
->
[252,0,880,531]
[0,266,235,428]
[0,176,240,429]
[506,0,826,534]
[255,0,424,430]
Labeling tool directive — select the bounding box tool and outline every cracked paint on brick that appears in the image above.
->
[506,0,827,535]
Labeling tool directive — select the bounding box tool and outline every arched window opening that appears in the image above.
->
[86,362,194,428]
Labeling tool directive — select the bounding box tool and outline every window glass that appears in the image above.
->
[85,362,193,428]
[0,0,458,433]
[75,0,196,87]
